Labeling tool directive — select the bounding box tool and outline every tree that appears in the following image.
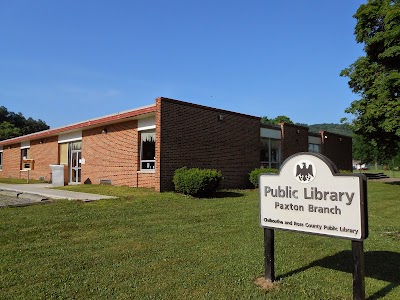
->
[22,117,49,135]
[261,115,294,125]
[0,106,49,141]
[0,122,21,140]
[340,0,400,161]
[353,134,378,164]
[273,115,294,124]
[260,116,272,124]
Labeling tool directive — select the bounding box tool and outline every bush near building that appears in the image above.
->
[249,168,278,188]
[173,167,223,196]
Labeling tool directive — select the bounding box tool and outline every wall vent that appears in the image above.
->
[99,179,112,185]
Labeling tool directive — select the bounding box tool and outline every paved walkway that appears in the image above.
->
[0,183,116,207]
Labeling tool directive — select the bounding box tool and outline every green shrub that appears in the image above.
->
[249,167,278,188]
[173,167,223,196]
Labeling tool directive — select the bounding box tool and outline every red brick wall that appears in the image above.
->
[0,121,157,187]
[29,137,59,181]
[0,144,21,178]
[138,172,155,188]
[0,137,58,181]
[155,97,261,192]
[82,120,140,186]
[321,131,353,171]
[280,123,309,161]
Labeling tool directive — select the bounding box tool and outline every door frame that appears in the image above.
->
[69,149,82,184]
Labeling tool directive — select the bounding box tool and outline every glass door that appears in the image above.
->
[70,150,82,184]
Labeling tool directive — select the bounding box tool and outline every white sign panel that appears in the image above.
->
[259,153,368,240]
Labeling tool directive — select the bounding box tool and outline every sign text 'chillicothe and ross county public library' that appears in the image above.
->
[259,153,368,240]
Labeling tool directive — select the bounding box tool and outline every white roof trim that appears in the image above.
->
[138,116,156,131]
[58,131,82,144]
[21,141,30,149]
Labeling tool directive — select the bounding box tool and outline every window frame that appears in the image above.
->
[139,130,156,171]
[20,148,31,170]
[261,137,281,169]
[308,143,321,153]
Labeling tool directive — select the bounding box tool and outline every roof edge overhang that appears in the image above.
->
[0,104,157,146]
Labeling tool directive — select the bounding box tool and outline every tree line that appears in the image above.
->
[261,116,353,136]
[0,106,49,141]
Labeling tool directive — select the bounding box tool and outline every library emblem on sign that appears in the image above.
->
[294,160,316,183]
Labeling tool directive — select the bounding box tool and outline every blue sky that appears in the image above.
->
[0,0,365,128]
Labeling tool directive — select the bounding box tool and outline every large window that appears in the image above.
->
[308,143,320,153]
[261,138,281,169]
[140,131,155,170]
[0,151,3,170]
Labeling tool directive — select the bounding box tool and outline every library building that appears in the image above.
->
[0,97,352,192]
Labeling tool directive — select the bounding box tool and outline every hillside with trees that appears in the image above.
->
[0,106,49,141]
[261,115,353,136]
[306,123,353,136]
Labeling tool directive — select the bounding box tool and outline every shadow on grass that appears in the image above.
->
[212,191,245,198]
[188,191,245,199]
[385,181,400,185]
[278,250,400,299]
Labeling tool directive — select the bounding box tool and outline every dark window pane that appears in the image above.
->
[142,141,155,160]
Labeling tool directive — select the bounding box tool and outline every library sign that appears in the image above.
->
[259,153,368,240]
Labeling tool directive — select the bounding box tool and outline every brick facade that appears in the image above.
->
[321,131,352,171]
[0,144,21,179]
[82,120,139,186]
[29,136,59,181]
[0,137,58,181]
[155,97,261,191]
[137,172,156,188]
[280,123,309,161]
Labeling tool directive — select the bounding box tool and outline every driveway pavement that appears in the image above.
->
[0,183,116,207]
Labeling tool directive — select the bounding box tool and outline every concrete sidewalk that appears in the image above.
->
[0,183,116,201]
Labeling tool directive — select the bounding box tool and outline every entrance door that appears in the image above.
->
[70,150,82,184]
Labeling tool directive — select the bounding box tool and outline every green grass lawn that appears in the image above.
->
[0,178,45,184]
[0,182,399,299]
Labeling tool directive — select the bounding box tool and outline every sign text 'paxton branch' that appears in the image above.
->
[259,153,368,240]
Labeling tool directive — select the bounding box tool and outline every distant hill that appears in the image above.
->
[296,123,353,137]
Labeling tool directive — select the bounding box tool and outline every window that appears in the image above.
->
[261,138,281,169]
[0,151,2,170]
[140,131,155,170]
[308,143,320,153]
[21,148,29,160]
[20,148,30,169]
[59,143,68,165]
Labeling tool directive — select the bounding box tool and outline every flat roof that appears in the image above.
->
[0,104,156,146]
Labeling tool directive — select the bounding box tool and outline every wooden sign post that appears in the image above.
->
[259,153,368,299]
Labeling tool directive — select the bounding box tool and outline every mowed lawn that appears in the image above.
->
[0,182,399,299]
